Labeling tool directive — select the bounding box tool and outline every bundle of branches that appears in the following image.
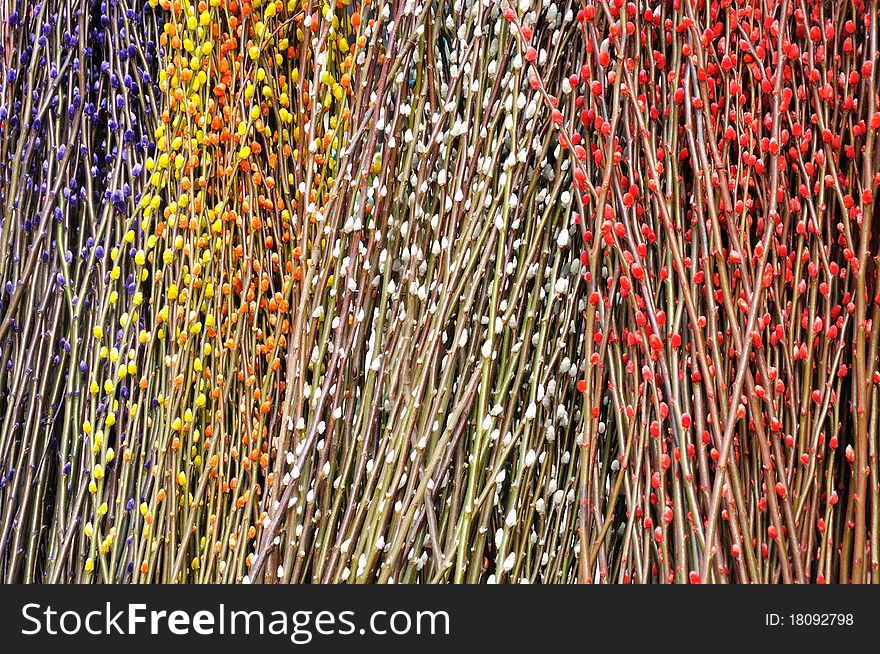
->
[0,0,878,584]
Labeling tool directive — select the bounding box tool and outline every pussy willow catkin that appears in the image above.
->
[0,0,878,584]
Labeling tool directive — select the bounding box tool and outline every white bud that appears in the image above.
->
[505,509,517,527]
[502,552,516,572]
